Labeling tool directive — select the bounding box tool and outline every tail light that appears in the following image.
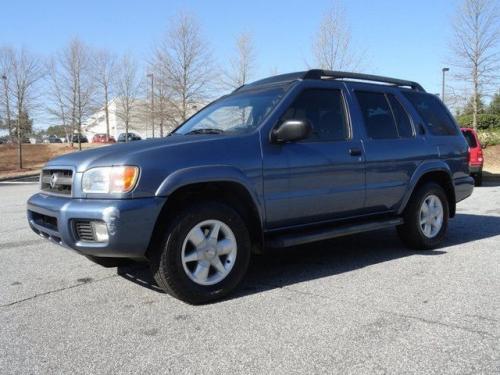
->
[478,149,483,163]
[467,147,471,164]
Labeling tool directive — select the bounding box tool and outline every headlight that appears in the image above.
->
[82,166,139,194]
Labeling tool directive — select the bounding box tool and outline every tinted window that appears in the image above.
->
[388,95,413,137]
[281,89,348,141]
[403,92,458,136]
[356,91,398,139]
[462,130,477,147]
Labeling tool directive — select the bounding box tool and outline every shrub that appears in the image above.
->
[478,128,500,147]
[456,114,500,130]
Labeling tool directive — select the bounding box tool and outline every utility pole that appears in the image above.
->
[441,67,449,105]
[147,73,154,138]
[2,74,12,142]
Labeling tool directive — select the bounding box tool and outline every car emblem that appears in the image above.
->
[50,173,59,189]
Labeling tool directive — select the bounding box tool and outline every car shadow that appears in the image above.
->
[116,213,500,301]
[483,174,500,187]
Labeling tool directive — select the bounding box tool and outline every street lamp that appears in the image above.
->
[147,73,154,138]
[442,67,450,105]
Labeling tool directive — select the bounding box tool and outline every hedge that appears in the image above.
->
[477,128,500,147]
[456,114,500,130]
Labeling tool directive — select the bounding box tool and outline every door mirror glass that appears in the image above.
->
[271,119,312,143]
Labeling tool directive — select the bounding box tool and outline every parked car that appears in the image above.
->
[48,135,63,143]
[71,134,88,143]
[117,132,141,142]
[92,133,116,144]
[27,70,473,304]
[460,128,483,186]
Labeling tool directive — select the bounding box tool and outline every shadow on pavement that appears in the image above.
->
[115,213,500,300]
[483,172,500,186]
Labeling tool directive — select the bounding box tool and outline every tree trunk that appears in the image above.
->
[17,107,23,169]
[125,119,129,143]
[472,62,479,131]
[104,87,110,138]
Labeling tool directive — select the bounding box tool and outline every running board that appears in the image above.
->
[265,218,404,248]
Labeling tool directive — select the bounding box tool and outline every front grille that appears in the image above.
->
[74,221,96,242]
[41,169,73,195]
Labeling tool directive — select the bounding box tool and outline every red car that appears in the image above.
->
[92,133,116,144]
[461,128,483,186]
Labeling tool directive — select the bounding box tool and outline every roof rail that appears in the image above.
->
[302,69,425,91]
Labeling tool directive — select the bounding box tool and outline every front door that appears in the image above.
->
[262,85,366,228]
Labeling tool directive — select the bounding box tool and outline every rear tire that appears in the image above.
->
[150,201,251,304]
[474,172,483,187]
[397,182,449,250]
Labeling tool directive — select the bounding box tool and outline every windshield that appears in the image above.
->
[174,87,285,135]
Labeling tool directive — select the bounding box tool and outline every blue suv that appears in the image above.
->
[27,70,474,304]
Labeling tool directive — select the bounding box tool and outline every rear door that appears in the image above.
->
[348,84,432,213]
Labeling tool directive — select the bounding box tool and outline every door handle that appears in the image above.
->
[349,148,362,156]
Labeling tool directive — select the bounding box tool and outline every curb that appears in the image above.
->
[0,173,40,183]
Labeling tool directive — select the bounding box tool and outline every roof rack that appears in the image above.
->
[303,69,425,91]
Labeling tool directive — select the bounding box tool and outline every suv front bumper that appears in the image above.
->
[27,193,166,257]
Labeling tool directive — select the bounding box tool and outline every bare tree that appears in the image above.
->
[0,48,13,140]
[115,54,141,142]
[151,66,176,137]
[311,3,363,71]
[93,50,116,138]
[53,38,95,150]
[46,58,71,142]
[222,32,256,90]
[1,47,44,168]
[451,0,499,130]
[152,12,214,125]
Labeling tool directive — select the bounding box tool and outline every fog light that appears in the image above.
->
[91,221,109,242]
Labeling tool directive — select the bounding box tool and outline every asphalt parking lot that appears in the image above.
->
[0,183,499,374]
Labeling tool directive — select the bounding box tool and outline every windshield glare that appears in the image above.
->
[175,87,285,135]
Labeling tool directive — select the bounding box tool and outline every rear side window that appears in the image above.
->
[403,92,458,136]
[356,91,398,139]
[281,89,349,141]
[462,130,477,147]
[387,95,413,137]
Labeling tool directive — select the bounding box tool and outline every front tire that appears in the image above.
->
[397,182,449,250]
[150,201,251,304]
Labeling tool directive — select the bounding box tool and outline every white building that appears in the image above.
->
[83,97,207,142]
[83,98,150,141]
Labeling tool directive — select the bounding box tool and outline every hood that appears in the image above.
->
[46,135,223,172]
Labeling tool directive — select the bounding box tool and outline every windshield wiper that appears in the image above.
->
[185,128,224,135]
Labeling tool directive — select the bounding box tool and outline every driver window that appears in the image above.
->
[281,89,349,141]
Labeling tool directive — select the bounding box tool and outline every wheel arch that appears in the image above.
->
[399,163,456,218]
[147,168,264,259]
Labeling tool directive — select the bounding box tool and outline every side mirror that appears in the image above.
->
[271,119,312,143]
